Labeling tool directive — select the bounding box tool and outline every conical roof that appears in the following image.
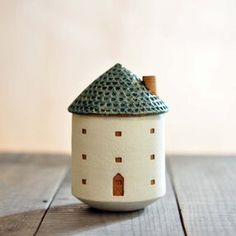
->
[68,63,168,115]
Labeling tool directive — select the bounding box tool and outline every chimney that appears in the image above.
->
[142,76,157,95]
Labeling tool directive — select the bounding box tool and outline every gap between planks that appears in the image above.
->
[33,168,69,236]
[0,153,69,236]
[166,158,187,236]
[167,155,236,236]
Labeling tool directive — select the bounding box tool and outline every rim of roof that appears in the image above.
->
[68,63,168,116]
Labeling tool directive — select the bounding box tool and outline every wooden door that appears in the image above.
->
[113,173,124,196]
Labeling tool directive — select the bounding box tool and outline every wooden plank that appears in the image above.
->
[37,170,184,236]
[168,155,236,236]
[0,153,68,236]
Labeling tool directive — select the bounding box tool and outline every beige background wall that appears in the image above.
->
[0,0,236,154]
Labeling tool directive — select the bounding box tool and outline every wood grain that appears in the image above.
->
[3,153,234,236]
[37,170,184,236]
[168,155,236,236]
[0,153,68,236]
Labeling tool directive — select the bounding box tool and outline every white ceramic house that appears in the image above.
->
[68,63,168,211]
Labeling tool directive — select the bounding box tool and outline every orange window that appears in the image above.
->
[115,131,122,137]
[150,154,155,160]
[150,128,155,134]
[115,157,122,163]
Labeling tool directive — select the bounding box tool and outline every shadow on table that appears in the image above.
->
[0,203,144,235]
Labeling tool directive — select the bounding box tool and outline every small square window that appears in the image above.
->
[82,129,86,134]
[82,179,86,184]
[115,157,122,163]
[150,179,155,185]
[82,154,87,160]
[150,128,155,134]
[115,131,122,137]
[150,154,155,160]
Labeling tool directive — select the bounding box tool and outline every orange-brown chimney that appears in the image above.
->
[143,76,157,95]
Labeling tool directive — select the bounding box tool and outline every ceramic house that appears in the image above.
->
[68,63,168,211]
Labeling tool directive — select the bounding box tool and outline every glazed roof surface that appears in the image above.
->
[68,63,168,115]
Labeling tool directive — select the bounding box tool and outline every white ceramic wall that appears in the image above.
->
[0,0,236,154]
[72,114,165,202]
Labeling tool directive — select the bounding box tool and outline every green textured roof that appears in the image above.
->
[68,63,168,115]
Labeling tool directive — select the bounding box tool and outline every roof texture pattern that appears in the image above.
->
[68,63,168,115]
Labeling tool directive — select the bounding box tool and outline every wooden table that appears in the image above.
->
[0,153,235,236]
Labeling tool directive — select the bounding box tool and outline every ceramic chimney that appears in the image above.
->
[143,76,157,95]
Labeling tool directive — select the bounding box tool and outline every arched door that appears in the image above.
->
[113,173,124,196]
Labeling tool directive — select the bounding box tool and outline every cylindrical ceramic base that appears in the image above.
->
[71,114,166,211]
[76,196,165,212]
